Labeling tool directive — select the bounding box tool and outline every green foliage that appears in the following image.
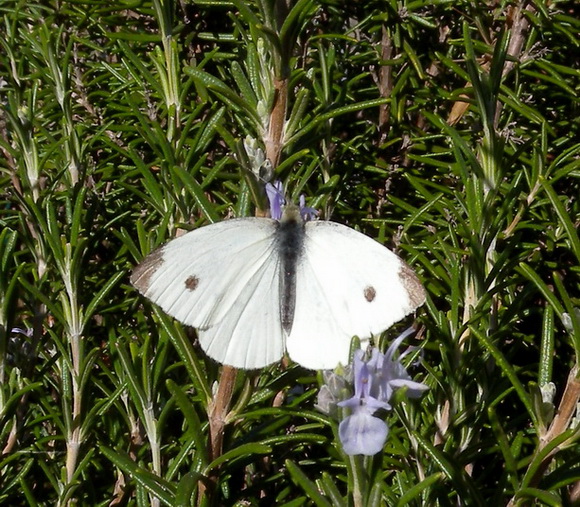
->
[0,0,578,505]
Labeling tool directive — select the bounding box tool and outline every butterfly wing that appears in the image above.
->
[287,221,425,370]
[131,218,285,369]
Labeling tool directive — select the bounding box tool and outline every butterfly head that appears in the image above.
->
[280,203,303,224]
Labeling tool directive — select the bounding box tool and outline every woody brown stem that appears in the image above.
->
[265,77,288,168]
[198,365,237,503]
[540,365,580,451]
[507,365,580,506]
[378,26,394,145]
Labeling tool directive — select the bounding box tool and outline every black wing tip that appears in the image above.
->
[399,263,427,309]
[130,246,165,293]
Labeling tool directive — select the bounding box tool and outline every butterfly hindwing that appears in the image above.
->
[131,218,286,369]
[287,221,425,369]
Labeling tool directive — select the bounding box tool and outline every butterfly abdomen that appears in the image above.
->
[277,206,306,333]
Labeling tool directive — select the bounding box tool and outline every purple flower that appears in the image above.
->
[265,181,319,222]
[322,329,428,456]
[337,349,391,455]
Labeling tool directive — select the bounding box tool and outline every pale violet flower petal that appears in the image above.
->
[339,411,389,456]
[298,194,318,221]
[265,181,285,220]
[389,378,430,398]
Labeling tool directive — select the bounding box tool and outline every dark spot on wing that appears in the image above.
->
[364,286,376,302]
[130,246,165,293]
[185,275,199,291]
[399,263,426,308]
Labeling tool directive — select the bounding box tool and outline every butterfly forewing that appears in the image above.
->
[131,218,286,369]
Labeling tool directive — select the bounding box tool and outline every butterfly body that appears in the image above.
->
[131,208,425,370]
[276,205,304,333]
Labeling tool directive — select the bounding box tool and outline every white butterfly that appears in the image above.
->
[131,203,425,370]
